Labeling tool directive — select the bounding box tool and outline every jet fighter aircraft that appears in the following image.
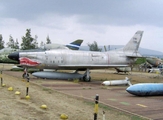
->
[146,57,163,68]
[145,57,163,73]
[0,39,83,64]
[42,39,83,50]
[8,31,143,81]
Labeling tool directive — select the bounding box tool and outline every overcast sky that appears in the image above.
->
[0,0,163,52]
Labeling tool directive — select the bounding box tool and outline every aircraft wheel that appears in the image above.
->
[83,76,91,82]
[22,73,29,78]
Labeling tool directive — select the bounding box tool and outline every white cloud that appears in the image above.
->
[0,13,163,53]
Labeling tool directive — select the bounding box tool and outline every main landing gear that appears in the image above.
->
[83,69,91,82]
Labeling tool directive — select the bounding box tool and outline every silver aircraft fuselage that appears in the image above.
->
[8,31,143,81]
[17,49,136,70]
[8,31,143,71]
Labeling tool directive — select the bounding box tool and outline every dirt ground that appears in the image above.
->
[0,64,162,120]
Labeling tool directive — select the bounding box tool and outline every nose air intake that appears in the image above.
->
[8,52,19,61]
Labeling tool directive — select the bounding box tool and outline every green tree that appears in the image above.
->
[46,35,51,44]
[135,58,146,65]
[14,39,19,49]
[0,34,5,49]
[7,35,15,48]
[7,35,19,49]
[21,29,37,50]
[40,41,44,48]
[87,41,102,51]
[33,35,38,48]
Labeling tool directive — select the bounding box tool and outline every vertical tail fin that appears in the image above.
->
[66,39,83,50]
[123,31,143,53]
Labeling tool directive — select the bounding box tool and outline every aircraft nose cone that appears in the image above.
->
[8,52,19,61]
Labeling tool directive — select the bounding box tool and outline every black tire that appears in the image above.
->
[22,73,29,78]
[83,76,91,82]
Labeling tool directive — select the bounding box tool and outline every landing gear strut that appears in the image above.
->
[83,69,91,82]
[22,68,29,78]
